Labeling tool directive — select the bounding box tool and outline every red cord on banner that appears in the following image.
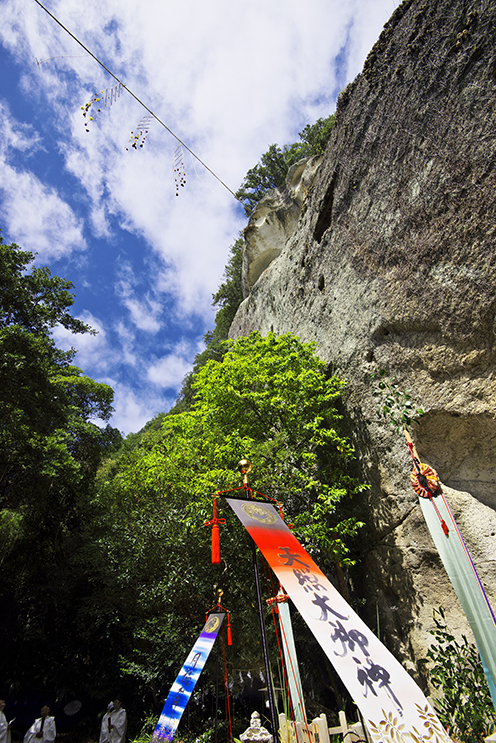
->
[406,438,449,536]
[204,497,226,564]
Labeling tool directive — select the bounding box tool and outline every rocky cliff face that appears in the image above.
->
[230,0,496,684]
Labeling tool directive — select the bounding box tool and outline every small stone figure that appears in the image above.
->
[240,711,273,743]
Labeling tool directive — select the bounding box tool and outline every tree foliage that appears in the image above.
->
[235,115,335,214]
[423,607,496,743]
[89,332,366,735]
[0,235,122,700]
[0,237,119,507]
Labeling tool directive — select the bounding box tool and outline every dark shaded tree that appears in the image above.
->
[0,235,122,702]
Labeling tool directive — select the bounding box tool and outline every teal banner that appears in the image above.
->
[419,493,496,709]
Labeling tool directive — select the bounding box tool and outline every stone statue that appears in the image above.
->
[240,711,273,743]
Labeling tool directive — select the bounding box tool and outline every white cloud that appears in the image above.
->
[0,101,41,154]
[115,321,138,367]
[52,312,116,372]
[147,340,203,388]
[2,0,394,308]
[0,164,87,260]
[0,102,86,260]
[1,0,396,434]
[105,380,174,434]
[114,259,164,332]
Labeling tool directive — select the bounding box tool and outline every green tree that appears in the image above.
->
[236,115,335,215]
[0,236,119,508]
[189,332,366,570]
[0,235,122,698]
[92,332,366,731]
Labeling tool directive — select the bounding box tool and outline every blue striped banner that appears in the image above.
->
[151,613,225,743]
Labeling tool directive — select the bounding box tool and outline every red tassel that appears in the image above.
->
[205,498,226,565]
[227,615,232,646]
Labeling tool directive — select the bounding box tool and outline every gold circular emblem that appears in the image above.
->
[240,503,277,524]
[205,616,220,633]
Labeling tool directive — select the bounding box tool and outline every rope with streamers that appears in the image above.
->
[81,92,102,132]
[32,0,250,210]
[404,430,449,536]
[36,55,87,71]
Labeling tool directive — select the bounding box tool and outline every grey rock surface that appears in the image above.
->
[230,0,496,685]
[241,156,322,297]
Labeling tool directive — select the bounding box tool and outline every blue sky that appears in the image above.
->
[0,0,397,434]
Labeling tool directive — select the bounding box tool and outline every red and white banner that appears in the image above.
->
[226,498,452,743]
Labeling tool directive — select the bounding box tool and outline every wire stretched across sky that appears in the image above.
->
[32,0,247,208]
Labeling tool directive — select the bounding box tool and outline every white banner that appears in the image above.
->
[227,498,452,743]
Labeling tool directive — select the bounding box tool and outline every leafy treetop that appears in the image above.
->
[89,331,366,717]
[235,115,335,215]
[0,237,92,337]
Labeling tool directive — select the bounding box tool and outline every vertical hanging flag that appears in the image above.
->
[226,498,452,743]
[150,613,225,743]
[405,438,496,709]
[417,491,496,706]
[406,433,496,711]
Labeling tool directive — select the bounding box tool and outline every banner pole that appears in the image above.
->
[214,624,220,743]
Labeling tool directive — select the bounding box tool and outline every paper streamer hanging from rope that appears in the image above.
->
[81,83,122,132]
[126,113,154,150]
[226,497,453,743]
[150,613,225,743]
[173,144,186,195]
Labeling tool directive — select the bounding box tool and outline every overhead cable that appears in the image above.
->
[32,0,246,207]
